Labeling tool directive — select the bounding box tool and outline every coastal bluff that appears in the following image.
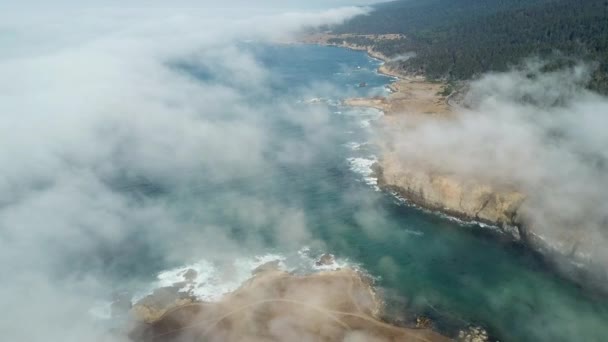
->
[317,34,607,291]
[376,153,525,239]
[127,265,455,342]
[374,152,607,293]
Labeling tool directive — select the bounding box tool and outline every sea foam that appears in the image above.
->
[125,248,361,310]
[347,156,379,190]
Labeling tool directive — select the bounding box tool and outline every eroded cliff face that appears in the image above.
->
[376,152,608,293]
[377,153,526,239]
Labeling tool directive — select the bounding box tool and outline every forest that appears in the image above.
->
[330,0,608,92]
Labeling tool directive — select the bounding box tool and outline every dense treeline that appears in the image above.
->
[331,0,608,93]
[333,0,553,35]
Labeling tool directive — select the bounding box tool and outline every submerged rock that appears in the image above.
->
[315,253,336,267]
[416,316,433,329]
[458,326,490,342]
[182,269,197,282]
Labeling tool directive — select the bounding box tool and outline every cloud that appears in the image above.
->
[388,52,416,63]
[0,5,368,341]
[0,0,382,11]
[383,60,608,277]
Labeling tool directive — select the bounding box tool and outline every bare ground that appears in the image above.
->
[129,268,452,342]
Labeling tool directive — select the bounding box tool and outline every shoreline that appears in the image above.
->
[296,33,398,63]
[128,266,462,342]
[313,37,608,296]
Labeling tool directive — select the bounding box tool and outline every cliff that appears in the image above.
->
[377,153,525,239]
[375,153,608,293]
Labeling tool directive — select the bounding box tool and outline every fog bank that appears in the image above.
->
[384,60,608,272]
[0,5,368,341]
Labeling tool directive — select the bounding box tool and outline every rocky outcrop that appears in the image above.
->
[376,156,526,239]
[131,268,201,323]
[344,75,450,116]
[131,286,197,323]
[375,154,608,294]
[128,267,454,342]
[457,326,490,342]
[315,253,336,266]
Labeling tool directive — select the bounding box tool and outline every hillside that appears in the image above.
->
[330,0,608,92]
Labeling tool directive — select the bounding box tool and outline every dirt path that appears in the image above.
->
[131,270,452,342]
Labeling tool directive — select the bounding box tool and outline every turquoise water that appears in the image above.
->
[105,45,608,341]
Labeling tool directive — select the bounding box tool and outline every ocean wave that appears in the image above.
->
[139,249,361,301]
[344,141,369,151]
[146,249,363,300]
[388,190,503,232]
[132,254,288,304]
[347,156,379,190]
[359,119,372,128]
[336,107,383,129]
[89,248,366,320]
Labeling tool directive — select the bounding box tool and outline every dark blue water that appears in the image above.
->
[106,44,608,341]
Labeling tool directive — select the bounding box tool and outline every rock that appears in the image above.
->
[315,253,336,267]
[129,268,452,342]
[131,286,196,323]
[252,260,282,275]
[181,269,197,282]
[377,155,525,237]
[416,316,433,329]
[376,154,608,293]
[457,326,490,342]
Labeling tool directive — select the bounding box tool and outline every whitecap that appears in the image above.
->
[347,156,379,190]
[132,253,287,303]
[344,141,367,151]
[132,249,365,305]
[359,119,372,128]
[93,248,374,321]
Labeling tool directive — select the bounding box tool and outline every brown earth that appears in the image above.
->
[326,35,600,289]
[128,268,453,342]
[317,36,522,238]
[296,31,606,294]
[344,77,450,117]
[376,154,526,239]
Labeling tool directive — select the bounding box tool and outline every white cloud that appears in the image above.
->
[0,5,368,341]
[384,60,608,276]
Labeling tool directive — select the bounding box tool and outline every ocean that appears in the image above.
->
[94,44,608,341]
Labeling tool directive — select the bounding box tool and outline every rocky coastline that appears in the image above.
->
[373,161,526,240]
[308,34,608,294]
[123,259,481,342]
[297,33,402,62]
[374,158,608,294]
